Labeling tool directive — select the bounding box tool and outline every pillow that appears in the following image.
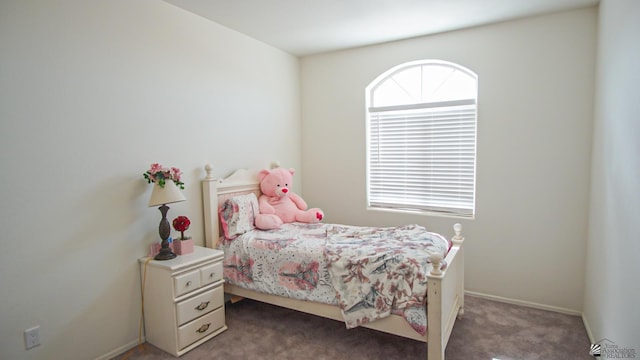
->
[219,193,259,239]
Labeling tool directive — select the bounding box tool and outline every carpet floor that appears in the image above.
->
[114,295,592,360]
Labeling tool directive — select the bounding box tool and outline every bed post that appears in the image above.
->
[426,223,464,360]
[427,253,445,360]
[452,223,465,318]
[202,164,219,249]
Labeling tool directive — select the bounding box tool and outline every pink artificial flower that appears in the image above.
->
[171,167,182,182]
[149,163,163,173]
[143,163,185,189]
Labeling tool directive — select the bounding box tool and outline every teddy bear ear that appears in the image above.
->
[288,168,295,176]
[258,169,271,182]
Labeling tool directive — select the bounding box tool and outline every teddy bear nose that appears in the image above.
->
[282,188,288,193]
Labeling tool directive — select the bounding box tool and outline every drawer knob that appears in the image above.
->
[186,281,192,287]
[196,323,211,333]
[195,301,210,311]
[209,272,214,278]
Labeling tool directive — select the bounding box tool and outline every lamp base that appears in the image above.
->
[154,246,177,260]
[154,204,177,260]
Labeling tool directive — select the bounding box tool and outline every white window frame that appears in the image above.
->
[366,60,478,218]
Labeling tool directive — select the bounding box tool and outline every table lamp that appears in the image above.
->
[148,180,186,260]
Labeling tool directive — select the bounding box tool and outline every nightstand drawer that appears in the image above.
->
[200,261,223,286]
[176,286,224,326]
[174,270,201,297]
[177,307,225,350]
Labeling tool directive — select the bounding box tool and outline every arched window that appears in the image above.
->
[366,60,478,217]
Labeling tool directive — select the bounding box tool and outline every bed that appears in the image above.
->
[201,164,465,360]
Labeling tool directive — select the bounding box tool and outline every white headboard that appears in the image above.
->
[202,163,278,248]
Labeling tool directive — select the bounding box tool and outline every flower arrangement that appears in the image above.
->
[172,215,191,240]
[143,163,184,189]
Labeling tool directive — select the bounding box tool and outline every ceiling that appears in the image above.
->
[163,0,598,56]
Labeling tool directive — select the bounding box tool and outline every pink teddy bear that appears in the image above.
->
[254,167,324,230]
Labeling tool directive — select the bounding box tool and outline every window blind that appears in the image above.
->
[367,100,477,217]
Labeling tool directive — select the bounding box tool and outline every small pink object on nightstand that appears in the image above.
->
[149,242,174,257]
[174,239,194,255]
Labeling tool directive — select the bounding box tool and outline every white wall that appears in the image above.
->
[583,0,640,347]
[301,8,596,313]
[0,1,299,359]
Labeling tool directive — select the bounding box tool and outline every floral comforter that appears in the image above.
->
[324,224,450,335]
[219,222,450,335]
[220,223,338,304]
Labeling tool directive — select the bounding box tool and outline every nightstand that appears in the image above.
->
[139,246,227,356]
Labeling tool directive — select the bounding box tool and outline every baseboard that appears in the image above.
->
[95,337,145,360]
[581,313,595,344]
[465,290,582,316]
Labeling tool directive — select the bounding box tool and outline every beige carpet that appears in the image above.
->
[114,295,592,360]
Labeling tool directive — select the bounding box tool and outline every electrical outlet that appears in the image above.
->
[24,326,40,350]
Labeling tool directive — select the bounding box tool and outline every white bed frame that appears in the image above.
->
[202,164,465,360]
